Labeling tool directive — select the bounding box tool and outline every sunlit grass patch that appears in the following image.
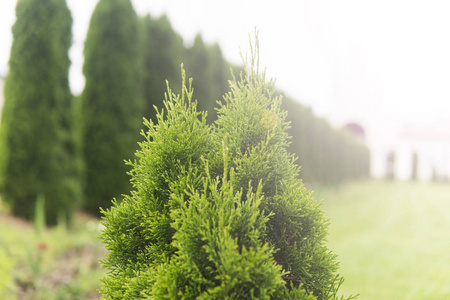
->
[319,180,450,300]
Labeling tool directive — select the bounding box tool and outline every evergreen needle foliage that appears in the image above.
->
[80,0,144,216]
[0,0,81,225]
[140,13,184,123]
[100,41,355,299]
[184,35,231,123]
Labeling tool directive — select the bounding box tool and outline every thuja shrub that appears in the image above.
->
[100,51,355,299]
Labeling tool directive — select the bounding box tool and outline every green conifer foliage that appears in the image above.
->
[207,43,231,120]
[141,14,184,123]
[0,0,81,225]
[185,35,230,123]
[100,49,354,299]
[80,0,143,216]
[100,73,215,298]
[212,54,345,298]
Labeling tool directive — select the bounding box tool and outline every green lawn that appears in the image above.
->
[318,180,450,300]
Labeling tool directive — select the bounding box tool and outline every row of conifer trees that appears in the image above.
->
[282,97,370,184]
[0,0,369,225]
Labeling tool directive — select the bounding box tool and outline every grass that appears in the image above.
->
[2,180,450,299]
[0,198,106,299]
[317,180,450,300]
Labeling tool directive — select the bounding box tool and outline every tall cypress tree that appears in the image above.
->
[185,35,231,123]
[207,43,231,120]
[185,35,213,117]
[141,13,184,123]
[80,0,143,216]
[0,0,81,225]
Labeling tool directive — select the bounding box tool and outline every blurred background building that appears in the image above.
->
[370,122,450,181]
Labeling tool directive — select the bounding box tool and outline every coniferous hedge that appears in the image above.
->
[99,46,355,299]
[281,96,370,184]
[0,0,81,225]
[79,0,144,216]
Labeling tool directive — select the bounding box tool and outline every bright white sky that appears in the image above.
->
[1,0,450,155]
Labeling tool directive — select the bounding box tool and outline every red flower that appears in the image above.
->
[37,242,47,251]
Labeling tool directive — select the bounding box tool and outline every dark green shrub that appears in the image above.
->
[100,47,354,299]
[0,0,81,225]
[79,0,144,216]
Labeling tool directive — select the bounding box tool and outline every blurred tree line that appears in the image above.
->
[281,96,370,184]
[0,0,370,224]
